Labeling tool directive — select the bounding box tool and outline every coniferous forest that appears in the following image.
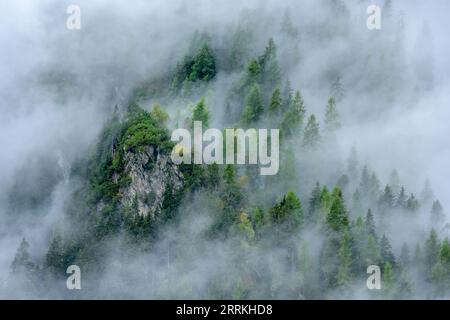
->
[1,0,450,299]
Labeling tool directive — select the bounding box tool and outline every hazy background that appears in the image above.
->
[0,0,449,297]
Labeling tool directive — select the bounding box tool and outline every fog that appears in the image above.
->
[0,0,449,299]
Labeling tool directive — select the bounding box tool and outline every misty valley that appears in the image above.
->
[1,0,450,301]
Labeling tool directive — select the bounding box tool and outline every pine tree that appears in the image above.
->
[281,90,306,137]
[365,209,377,239]
[324,97,341,132]
[382,262,395,297]
[365,234,381,266]
[430,200,445,226]
[189,43,216,82]
[431,238,450,296]
[326,188,349,232]
[388,170,401,195]
[303,115,321,148]
[380,234,396,268]
[44,234,65,275]
[11,238,38,292]
[269,191,304,236]
[247,59,261,79]
[192,97,210,128]
[281,80,293,110]
[223,164,236,185]
[242,83,264,124]
[396,186,407,209]
[359,166,371,197]
[378,185,395,212]
[406,193,420,212]
[425,229,440,278]
[351,189,363,216]
[258,38,281,88]
[268,87,282,115]
[150,104,169,124]
[337,230,353,287]
[307,182,322,224]
[330,77,345,102]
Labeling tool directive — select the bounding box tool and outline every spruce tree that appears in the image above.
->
[303,115,321,148]
[365,209,377,239]
[189,43,216,82]
[337,230,353,287]
[380,234,396,268]
[242,83,264,124]
[268,87,282,115]
[425,229,440,278]
[324,97,341,132]
[326,188,349,232]
[396,186,407,209]
[192,97,210,128]
[308,182,322,224]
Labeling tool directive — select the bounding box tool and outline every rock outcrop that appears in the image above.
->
[119,145,183,218]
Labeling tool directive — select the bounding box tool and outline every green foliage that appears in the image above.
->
[172,42,216,89]
[268,87,282,115]
[192,97,210,128]
[268,191,304,235]
[425,229,440,278]
[241,83,264,125]
[326,187,349,232]
[150,104,169,124]
[337,230,353,287]
[281,90,306,137]
[378,185,395,212]
[380,234,396,268]
[122,110,173,152]
[189,43,217,82]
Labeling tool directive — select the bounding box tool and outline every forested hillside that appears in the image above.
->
[2,0,449,299]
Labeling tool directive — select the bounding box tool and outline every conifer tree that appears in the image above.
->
[324,97,341,132]
[365,209,377,238]
[242,83,263,124]
[425,229,440,278]
[189,43,216,82]
[337,230,353,287]
[378,185,395,212]
[380,234,396,268]
[406,193,420,212]
[308,182,322,224]
[365,234,381,266]
[430,200,444,226]
[268,87,282,115]
[281,80,293,110]
[326,188,349,232]
[281,90,306,136]
[396,186,408,209]
[11,238,34,275]
[303,115,321,148]
[192,98,210,128]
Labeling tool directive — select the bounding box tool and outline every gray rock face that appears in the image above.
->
[120,145,183,218]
